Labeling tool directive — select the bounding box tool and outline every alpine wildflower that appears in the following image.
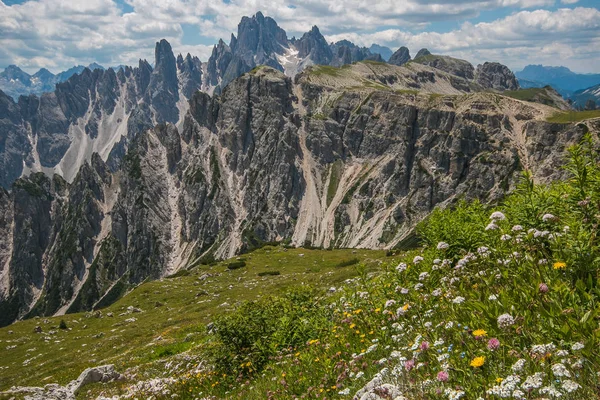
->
[490,211,506,221]
[470,356,485,368]
[473,329,487,338]
[437,371,449,382]
[497,313,515,329]
[487,338,500,351]
[437,241,449,250]
[542,213,556,222]
[553,261,566,270]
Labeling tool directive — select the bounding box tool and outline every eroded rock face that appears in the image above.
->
[389,47,411,66]
[476,62,520,91]
[0,65,592,326]
[413,55,475,80]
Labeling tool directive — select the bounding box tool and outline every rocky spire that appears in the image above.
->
[389,46,411,66]
[145,39,179,123]
[296,26,332,65]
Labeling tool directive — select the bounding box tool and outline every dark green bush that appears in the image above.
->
[226,260,246,270]
[257,271,281,276]
[208,286,329,376]
[335,258,360,268]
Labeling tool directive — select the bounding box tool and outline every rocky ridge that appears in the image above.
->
[0,60,594,327]
[0,14,521,192]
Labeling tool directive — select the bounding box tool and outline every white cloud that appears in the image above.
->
[0,0,598,74]
[326,7,600,72]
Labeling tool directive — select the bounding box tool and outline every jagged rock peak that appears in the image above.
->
[145,39,179,123]
[236,11,288,56]
[389,46,411,66]
[296,25,332,65]
[475,62,520,91]
[415,48,431,59]
[154,39,176,71]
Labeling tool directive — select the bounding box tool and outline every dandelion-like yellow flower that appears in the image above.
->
[470,356,485,368]
[496,377,503,383]
[553,261,566,270]
[350,323,356,329]
[473,329,487,337]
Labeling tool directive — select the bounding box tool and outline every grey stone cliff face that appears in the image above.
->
[389,47,411,66]
[475,62,520,91]
[0,63,594,327]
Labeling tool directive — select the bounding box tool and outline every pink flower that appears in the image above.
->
[437,371,449,382]
[487,338,500,351]
[420,341,430,351]
[404,359,415,371]
[539,283,549,293]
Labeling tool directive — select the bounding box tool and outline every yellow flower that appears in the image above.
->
[473,329,487,337]
[470,356,485,368]
[354,309,363,314]
[374,308,381,313]
[496,377,504,383]
[350,323,356,329]
[553,261,566,270]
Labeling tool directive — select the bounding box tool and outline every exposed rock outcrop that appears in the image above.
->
[2,364,122,400]
[389,47,411,66]
[0,62,593,326]
[476,62,520,91]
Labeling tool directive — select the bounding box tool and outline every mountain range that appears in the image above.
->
[516,65,600,105]
[2,12,595,328]
[0,63,113,100]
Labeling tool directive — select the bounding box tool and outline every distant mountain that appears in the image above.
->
[0,63,106,99]
[515,65,600,96]
[369,44,393,61]
[571,83,600,109]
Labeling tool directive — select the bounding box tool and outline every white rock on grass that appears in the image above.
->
[4,365,122,400]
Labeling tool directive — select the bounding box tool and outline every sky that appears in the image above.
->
[1,0,599,74]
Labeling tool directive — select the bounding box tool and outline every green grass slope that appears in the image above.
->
[0,247,393,395]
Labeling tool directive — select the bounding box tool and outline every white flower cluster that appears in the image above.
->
[551,363,571,377]
[490,211,506,221]
[445,388,465,400]
[561,380,580,393]
[497,313,515,329]
[487,374,521,398]
[531,343,556,355]
[571,342,584,351]
[511,359,526,372]
[539,385,562,397]
[521,372,544,390]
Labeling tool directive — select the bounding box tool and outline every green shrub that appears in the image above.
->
[207,286,329,377]
[59,319,68,330]
[335,258,360,268]
[257,271,281,276]
[226,261,246,270]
